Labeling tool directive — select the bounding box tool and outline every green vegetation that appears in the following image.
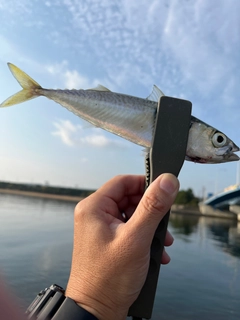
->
[0,181,95,198]
[174,188,199,206]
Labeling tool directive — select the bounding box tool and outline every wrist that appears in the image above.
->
[26,284,99,320]
[65,283,128,320]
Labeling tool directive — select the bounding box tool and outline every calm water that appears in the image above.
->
[0,193,240,320]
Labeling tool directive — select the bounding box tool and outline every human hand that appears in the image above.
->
[65,173,179,320]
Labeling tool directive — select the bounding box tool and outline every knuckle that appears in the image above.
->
[142,193,168,216]
[74,197,91,221]
[74,201,84,221]
[112,174,125,183]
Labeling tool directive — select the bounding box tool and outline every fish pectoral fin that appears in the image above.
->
[0,63,42,108]
[146,85,165,102]
[87,84,111,92]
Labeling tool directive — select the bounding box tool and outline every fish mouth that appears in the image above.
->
[226,153,240,161]
[232,142,240,153]
[224,145,239,161]
[215,144,240,162]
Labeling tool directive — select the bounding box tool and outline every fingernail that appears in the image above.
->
[159,174,179,195]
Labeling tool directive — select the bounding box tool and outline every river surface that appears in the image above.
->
[0,193,240,320]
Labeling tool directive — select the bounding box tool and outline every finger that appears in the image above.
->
[118,194,143,214]
[127,174,179,244]
[164,230,174,247]
[78,192,124,221]
[161,248,171,265]
[96,175,145,204]
[77,175,145,223]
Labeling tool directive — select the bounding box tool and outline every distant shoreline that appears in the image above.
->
[0,188,84,202]
[0,189,200,210]
[1,189,237,220]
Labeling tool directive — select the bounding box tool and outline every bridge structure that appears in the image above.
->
[199,154,240,219]
[204,186,240,210]
[199,184,240,220]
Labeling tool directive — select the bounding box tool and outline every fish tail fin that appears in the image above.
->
[0,63,42,108]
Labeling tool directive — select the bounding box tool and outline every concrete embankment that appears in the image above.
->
[198,203,239,220]
[171,205,201,215]
[0,188,83,202]
[172,204,240,220]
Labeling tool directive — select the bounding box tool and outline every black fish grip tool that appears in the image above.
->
[128,96,192,319]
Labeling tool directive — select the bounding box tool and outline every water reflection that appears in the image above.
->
[207,221,240,258]
[1,194,240,319]
[169,213,199,236]
[170,213,240,259]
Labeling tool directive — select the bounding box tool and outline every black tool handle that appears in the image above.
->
[128,96,192,319]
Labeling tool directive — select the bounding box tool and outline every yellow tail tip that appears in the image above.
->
[0,63,42,108]
[7,63,41,89]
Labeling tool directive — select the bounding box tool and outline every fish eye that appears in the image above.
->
[212,132,227,147]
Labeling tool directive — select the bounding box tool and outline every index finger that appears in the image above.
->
[96,175,145,204]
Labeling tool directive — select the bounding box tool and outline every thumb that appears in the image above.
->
[128,173,179,241]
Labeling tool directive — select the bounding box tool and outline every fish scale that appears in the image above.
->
[40,88,156,147]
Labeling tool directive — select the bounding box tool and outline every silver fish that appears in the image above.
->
[0,63,239,163]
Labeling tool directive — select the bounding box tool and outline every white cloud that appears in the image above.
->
[64,70,93,89]
[160,1,235,93]
[52,119,78,146]
[0,0,32,14]
[1,0,239,121]
[45,60,110,89]
[2,0,239,99]
[46,60,67,75]
[52,119,129,148]
[57,0,239,101]
[82,135,110,147]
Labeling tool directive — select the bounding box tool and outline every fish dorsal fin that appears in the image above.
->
[87,84,111,92]
[146,85,165,102]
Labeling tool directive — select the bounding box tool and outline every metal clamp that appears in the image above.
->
[128,96,192,319]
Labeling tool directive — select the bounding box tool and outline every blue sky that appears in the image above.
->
[0,0,239,197]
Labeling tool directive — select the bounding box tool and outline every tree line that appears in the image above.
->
[0,181,199,205]
[174,188,199,206]
[0,181,95,198]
